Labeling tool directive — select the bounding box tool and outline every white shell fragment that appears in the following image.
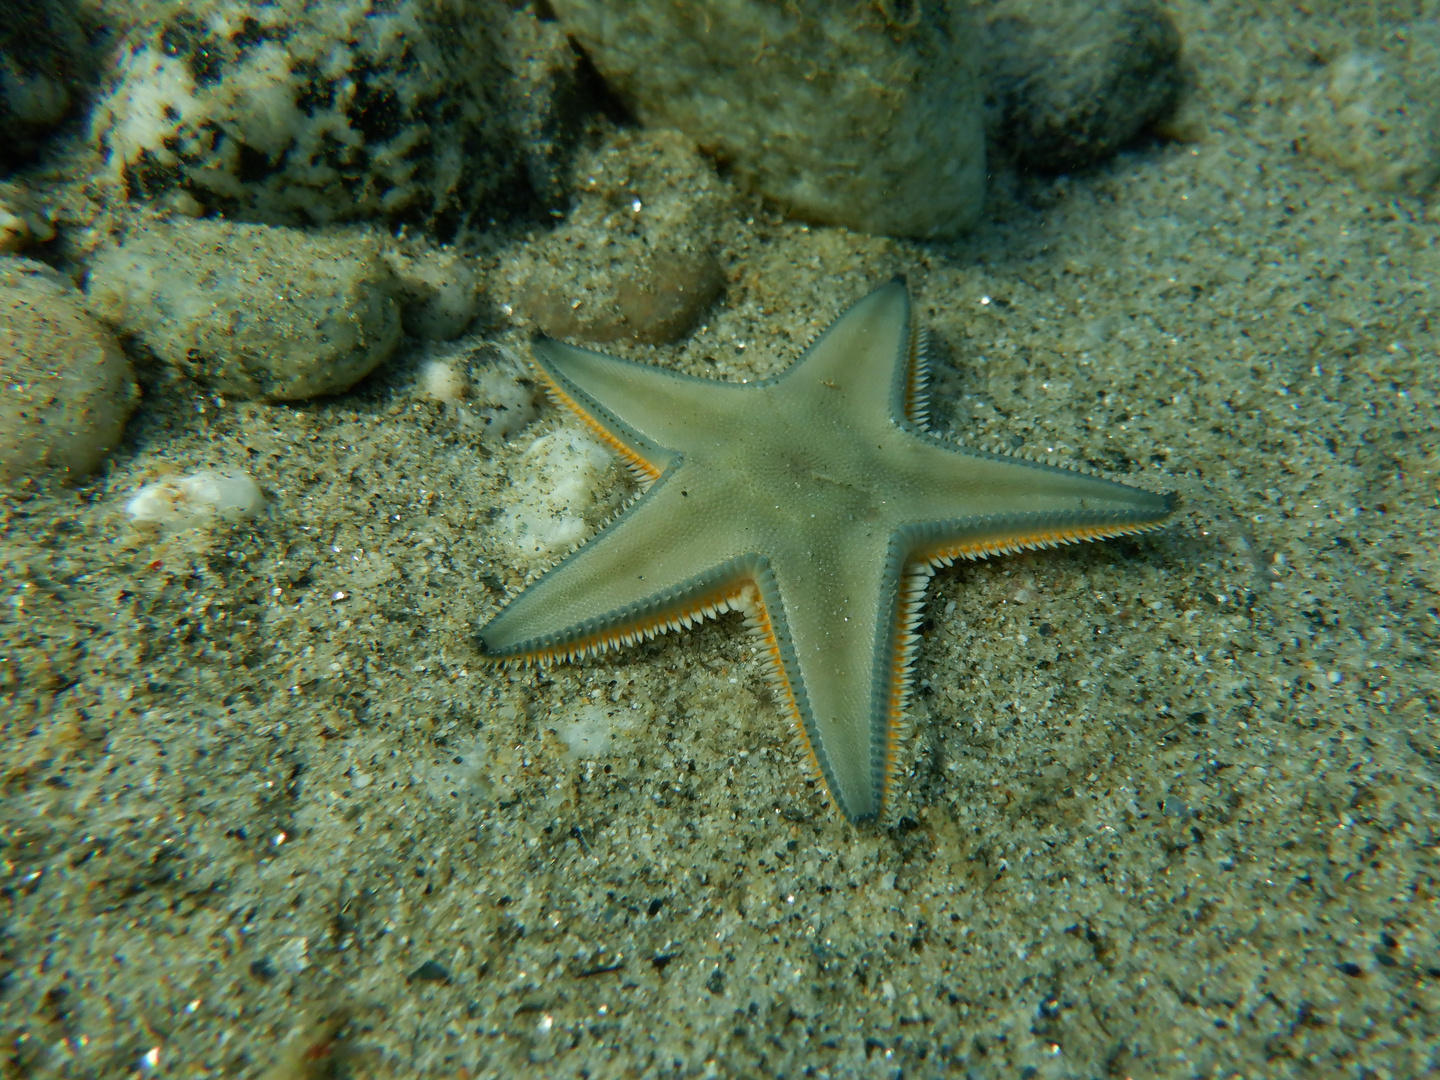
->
[125,470,266,525]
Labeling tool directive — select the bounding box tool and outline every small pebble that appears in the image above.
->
[385,247,483,340]
[0,182,56,254]
[503,130,728,344]
[409,960,451,984]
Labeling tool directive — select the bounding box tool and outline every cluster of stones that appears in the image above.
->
[6,0,1430,489]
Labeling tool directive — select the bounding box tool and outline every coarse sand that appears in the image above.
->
[2,2,1438,1076]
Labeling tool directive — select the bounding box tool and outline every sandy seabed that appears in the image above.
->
[3,2,1439,1077]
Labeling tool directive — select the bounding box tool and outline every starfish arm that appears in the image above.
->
[890,439,1176,561]
[478,472,758,664]
[773,278,921,435]
[531,337,758,481]
[759,533,915,824]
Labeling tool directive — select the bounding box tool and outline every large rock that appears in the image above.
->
[548,0,986,240]
[88,217,400,402]
[0,258,138,485]
[88,0,582,238]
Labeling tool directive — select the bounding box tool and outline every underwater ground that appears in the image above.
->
[2,1,1438,1076]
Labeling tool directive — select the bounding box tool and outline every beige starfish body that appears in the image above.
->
[479,280,1175,823]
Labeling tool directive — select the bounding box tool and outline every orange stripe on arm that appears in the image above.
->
[733,582,837,814]
[530,362,663,483]
[917,519,1171,567]
[489,580,756,669]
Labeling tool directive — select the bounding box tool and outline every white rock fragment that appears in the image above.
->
[501,429,613,557]
[470,355,540,447]
[126,470,265,526]
[0,257,138,486]
[418,358,469,406]
[417,342,540,445]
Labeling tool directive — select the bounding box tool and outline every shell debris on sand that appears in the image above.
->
[412,341,541,445]
[418,357,470,407]
[125,470,266,526]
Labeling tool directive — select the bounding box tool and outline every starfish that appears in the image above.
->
[479,279,1175,823]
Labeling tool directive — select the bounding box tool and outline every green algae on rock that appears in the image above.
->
[88,217,400,402]
[0,257,137,486]
[547,0,986,240]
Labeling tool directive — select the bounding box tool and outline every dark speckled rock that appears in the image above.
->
[88,0,584,239]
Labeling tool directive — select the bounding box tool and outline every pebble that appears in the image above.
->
[1292,48,1440,196]
[0,257,138,486]
[384,246,483,341]
[501,130,729,345]
[547,0,986,239]
[87,217,401,402]
[981,0,1185,172]
[0,181,56,254]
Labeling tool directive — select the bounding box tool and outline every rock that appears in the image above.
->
[88,217,401,402]
[1292,49,1440,196]
[981,0,1185,172]
[0,257,138,485]
[547,0,986,240]
[0,181,56,253]
[0,0,92,168]
[125,469,266,526]
[88,0,582,237]
[500,7,590,213]
[417,357,469,407]
[384,245,483,341]
[501,129,729,345]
